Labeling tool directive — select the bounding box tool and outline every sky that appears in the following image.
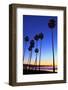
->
[23,15,57,66]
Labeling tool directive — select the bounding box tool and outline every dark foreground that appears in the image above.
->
[23,69,57,75]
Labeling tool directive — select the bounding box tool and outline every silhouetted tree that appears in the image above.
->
[39,32,44,71]
[34,34,39,69]
[28,40,35,69]
[34,34,39,47]
[30,40,35,48]
[48,19,56,72]
[23,36,29,63]
[34,48,39,70]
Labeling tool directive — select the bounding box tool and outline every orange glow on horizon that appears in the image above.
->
[24,59,58,66]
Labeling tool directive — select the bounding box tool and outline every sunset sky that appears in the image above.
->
[23,15,57,66]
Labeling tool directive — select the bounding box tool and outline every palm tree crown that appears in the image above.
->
[30,40,35,48]
[39,32,44,40]
[34,34,39,41]
[28,46,32,51]
[48,19,55,29]
[35,48,39,53]
[24,36,29,42]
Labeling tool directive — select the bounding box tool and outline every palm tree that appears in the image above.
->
[34,48,39,70]
[30,40,35,48]
[48,19,56,72]
[38,32,44,71]
[34,34,39,70]
[34,34,39,47]
[23,36,29,63]
[28,46,32,69]
[28,40,35,69]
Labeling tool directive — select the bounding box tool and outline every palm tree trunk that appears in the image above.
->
[39,40,42,71]
[34,41,38,70]
[52,30,55,72]
[27,52,31,69]
[23,42,27,64]
[35,53,37,70]
[29,50,32,70]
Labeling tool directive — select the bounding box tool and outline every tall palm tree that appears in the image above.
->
[23,36,29,63]
[34,34,39,48]
[28,46,32,69]
[48,19,56,72]
[34,48,39,70]
[30,40,35,48]
[39,32,44,71]
[34,34,39,70]
[28,40,35,69]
